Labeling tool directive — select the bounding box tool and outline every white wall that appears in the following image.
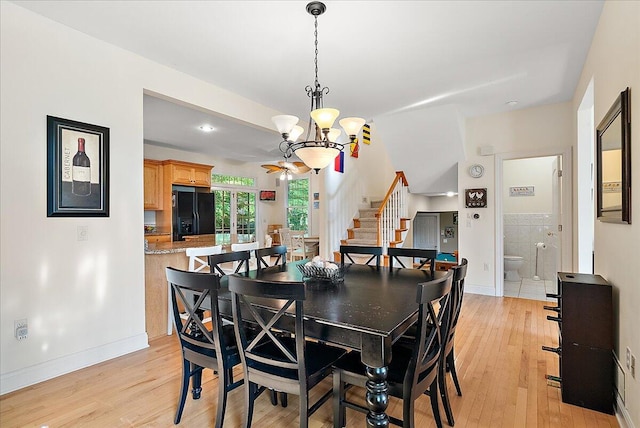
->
[0,2,280,394]
[461,103,573,295]
[503,157,555,213]
[572,1,640,425]
[320,123,397,259]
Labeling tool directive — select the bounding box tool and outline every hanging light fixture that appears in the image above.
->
[272,1,366,174]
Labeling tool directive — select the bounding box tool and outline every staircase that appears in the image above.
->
[335,171,411,262]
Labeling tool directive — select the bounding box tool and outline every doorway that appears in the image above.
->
[495,148,572,299]
[413,211,459,254]
[212,188,257,244]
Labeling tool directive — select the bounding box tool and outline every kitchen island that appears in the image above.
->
[144,237,217,340]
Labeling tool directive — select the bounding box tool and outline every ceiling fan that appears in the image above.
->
[260,160,311,176]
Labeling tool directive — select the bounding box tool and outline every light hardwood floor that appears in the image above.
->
[0,295,619,427]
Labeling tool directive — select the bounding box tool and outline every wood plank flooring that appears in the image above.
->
[0,295,619,427]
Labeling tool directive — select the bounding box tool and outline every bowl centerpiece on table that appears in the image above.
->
[297,256,344,286]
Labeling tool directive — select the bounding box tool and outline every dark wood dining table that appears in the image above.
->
[215,260,444,428]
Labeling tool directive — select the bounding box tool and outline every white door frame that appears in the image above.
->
[494,147,573,296]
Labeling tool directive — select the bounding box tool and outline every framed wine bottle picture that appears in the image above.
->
[47,116,109,217]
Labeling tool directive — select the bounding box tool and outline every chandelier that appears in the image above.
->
[271,1,366,174]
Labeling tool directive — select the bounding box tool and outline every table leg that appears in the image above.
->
[365,365,389,428]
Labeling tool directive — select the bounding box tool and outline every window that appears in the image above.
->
[212,174,256,244]
[287,178,309,232]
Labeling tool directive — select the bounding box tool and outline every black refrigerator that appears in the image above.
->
[172,189,215,241]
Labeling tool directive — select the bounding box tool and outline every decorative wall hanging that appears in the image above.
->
[465,188,487,208]
[509,186,535,197]
[334,151,344,173]
[350,139,359,158]
[47,116,109,217]
[362,124,371,145]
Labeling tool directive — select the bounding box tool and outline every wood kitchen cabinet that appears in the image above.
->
[143,159,163,210]
[154,160,214,238]
[163,160,212,187]
[144,234,171,243]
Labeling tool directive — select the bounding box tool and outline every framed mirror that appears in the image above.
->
[596,87,631,224]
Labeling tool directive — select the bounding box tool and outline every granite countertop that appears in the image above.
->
[145,238,217,255]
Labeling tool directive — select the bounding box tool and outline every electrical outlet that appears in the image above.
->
[14,319,28,340]
[631,353,636,379]
[627,347,632,370]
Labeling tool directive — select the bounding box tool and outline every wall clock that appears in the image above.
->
[469,164,484,178]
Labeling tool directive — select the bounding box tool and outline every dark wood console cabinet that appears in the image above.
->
[544,272,613,414]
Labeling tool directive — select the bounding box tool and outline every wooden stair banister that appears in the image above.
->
[375,171,409,248]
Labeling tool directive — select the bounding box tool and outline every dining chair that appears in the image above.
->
[388,247,437,276]
[228,275,348,428]
[339,245,383,268]
[332,270,454,428]
[256,245,288,270]
[290,234,313,261]
[438,258,468,426]
[165,267,243,427]
[208,250,251,277]
[231,241,260,271]
[185,245,223,273]
[278,227,291,260]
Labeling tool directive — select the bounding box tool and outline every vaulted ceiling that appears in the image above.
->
[14,0,603,195]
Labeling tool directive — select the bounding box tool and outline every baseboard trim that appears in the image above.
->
[616,393,636,428]
[464,283,497,296]
[0,333,148,395]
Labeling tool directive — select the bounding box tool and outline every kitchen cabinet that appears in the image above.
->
[164,160,212,187]
[145,234,171,244]
[154,160,215,239]
[143,160,163,210]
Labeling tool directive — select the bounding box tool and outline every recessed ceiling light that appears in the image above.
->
[506,100,519,106]
[199,124,215,132]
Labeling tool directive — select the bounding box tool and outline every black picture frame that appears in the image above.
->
[465,188,487,208]
[47,116,110,217]
[596,87,631,224]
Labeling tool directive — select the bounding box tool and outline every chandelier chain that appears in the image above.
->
[314,15,319,90]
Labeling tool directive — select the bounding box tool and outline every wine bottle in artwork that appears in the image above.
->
[72,137,91,196]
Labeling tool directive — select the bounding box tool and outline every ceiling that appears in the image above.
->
[14,0,604,194]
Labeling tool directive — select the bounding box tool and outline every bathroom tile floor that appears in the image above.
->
[504,277,557,301]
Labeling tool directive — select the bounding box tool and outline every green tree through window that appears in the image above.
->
[287,178,309,232]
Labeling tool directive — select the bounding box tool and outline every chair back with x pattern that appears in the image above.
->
[208,250,251,277]
[230,276,307,390]
[256,245,288,270]
[339,245,383,268]
[165,267,242,426]
[437,258,469,426]
[388,247,437,276]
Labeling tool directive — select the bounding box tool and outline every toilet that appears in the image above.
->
[504,255,524,281]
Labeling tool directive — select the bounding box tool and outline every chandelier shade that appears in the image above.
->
[271,115,299,136]
[294,144,341,170]
[339,117,366,138]
[310,108,340,130]
[271,2,365,174]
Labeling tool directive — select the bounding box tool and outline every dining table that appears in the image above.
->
[213,260,445,428]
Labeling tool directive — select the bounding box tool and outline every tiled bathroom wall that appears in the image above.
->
[503,213,557,280]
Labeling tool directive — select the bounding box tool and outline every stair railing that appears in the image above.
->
[375,171,409,249]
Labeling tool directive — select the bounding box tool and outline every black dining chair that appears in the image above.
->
[388,247,437,276]
[256,245,288,270]
[165,267,242,427]
[229,275,348,428]
[332,270,453,428]
[339,245,383,268]
[438,258,468,426]
[208,250,251,276]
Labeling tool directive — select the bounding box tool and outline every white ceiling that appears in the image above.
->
[14,0,604,194]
